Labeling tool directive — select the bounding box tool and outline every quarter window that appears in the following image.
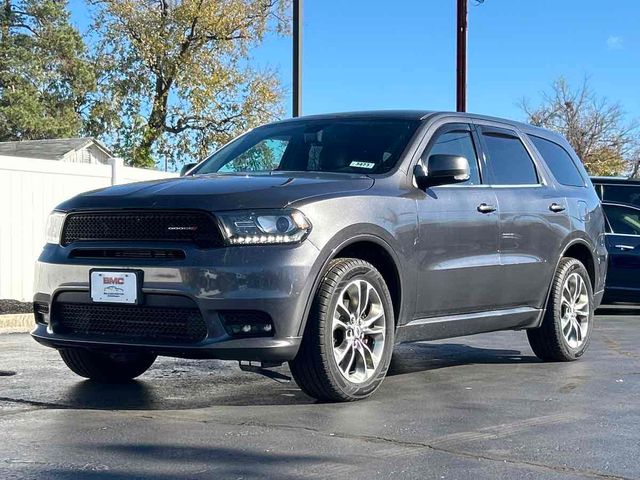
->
[424,130,481,185]
[529,135,584,187]
[603,204,640,236]
[482,131,538,185]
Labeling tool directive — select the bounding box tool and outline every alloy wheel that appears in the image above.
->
[560,272,590,349]
[331,279,386,383]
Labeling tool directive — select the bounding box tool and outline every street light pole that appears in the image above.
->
[456,0,467,112]
[292,0,302,117]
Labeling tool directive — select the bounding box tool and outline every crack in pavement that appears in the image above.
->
[232,420,636,480]
[0,396,73,410]
[0,399,637,479]
[601,334,640,359]
[123,411,636,480]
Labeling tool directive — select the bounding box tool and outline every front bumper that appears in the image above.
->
[32,241,321,362]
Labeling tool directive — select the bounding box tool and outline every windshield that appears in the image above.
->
[193,118,420,175]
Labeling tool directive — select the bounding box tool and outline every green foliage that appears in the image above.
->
[0,0,95,141]
[221,138,286,171]
[0,0,288,170]
[86,0,289,168]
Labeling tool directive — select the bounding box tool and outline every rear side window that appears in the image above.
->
[482,131,538,185]
[529,136,584,187]
[603,204,640,236]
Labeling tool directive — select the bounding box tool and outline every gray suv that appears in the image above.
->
[33,111,607,401]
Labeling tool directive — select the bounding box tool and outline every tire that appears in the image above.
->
[59,348,156,382]
[527,257,594,362]
[289,258,395,402]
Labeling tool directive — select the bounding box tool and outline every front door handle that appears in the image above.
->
[549,203,566,213]
[615,244,635,251]
[477,203,497,214]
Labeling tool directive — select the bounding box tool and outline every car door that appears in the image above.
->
[414,123,501,318]
[602,203,640,298]
[475,124,569,310]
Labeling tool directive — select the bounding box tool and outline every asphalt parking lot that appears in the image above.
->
[1,306,638,480]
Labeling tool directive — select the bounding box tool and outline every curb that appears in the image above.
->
[0,314,34,334]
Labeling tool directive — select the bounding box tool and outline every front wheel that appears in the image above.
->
[289,258,395,402]
[59,348,156,382]
[527,257,594,361]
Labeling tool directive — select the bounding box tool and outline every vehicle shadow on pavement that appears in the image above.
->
[49,342,539,410]
[388,342,539,377]
[37,445,332,480]
[595,305,640,316]
[57,378,315,410]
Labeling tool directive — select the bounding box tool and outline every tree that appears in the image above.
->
[86,0,288,169]
[0,0,95,141]
[521,77,639,176]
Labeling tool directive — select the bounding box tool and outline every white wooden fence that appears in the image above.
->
[0,156,177,301]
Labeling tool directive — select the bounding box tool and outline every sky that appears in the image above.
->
[68,0,640,124]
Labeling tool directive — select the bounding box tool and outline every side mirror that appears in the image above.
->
[414,154,470,189]
[180,163,198,176]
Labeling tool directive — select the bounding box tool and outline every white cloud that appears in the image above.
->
[606,36,623,50]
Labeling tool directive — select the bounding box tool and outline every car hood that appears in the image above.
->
[57,172,375,211]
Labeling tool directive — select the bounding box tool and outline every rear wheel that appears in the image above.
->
[527,258,594,361]
[59,348,156,382]
[290,258,395,402]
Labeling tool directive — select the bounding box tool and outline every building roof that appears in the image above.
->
[0,137,112,160]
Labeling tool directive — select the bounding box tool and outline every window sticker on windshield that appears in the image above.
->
[350,161,375,169]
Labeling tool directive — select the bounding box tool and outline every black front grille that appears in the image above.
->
[53,302,207,343]
[61,211,223,247]
[70,249,186,260]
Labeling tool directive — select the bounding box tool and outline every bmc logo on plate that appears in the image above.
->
[103,276,125,285]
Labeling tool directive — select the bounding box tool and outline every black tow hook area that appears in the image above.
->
[238,361,291,383]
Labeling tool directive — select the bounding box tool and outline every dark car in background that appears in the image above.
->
[32,111,607,402]
[592,176,640,303]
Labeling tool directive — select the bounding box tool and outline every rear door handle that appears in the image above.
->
[615,245,635,251]
[549,203,566,213]
[477,203,497,214]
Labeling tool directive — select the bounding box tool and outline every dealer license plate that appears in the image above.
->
[90,271,138,304]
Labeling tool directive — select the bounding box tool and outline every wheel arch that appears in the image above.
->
[533,238,599,329]
[297,233,408,337]
[562,240,597,289]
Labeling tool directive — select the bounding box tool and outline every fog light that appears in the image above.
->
[220,311,275,338]
[33,302,49,325]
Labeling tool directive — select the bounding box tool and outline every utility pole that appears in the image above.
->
[456,0,467,112]
[292,0,302,117]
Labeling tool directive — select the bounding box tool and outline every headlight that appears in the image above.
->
[216,209,311,245]
[45,211,66,244]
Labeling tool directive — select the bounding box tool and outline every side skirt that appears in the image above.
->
[396,307,543,343]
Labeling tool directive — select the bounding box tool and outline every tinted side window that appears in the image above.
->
[482,131,538,185]
[529,135,584,187]
[602,185,640,208]
[603,204,640,236]
[425,130,481,185]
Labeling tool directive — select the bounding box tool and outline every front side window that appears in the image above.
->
[603,204,640,236]
[195,119,420,175]
[482,130,538,185]
[423,129,481,185]
[529,135,584,187]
